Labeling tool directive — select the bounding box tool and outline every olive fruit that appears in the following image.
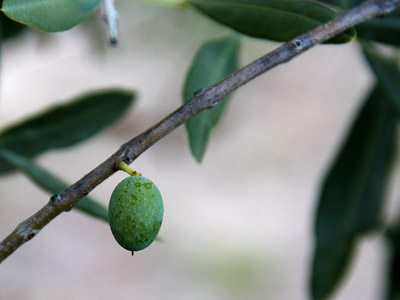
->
[108,175,163,252]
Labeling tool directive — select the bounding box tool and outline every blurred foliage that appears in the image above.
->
[192,247,276,299]
[320,0,400,45]
[356,11,400,46]
[0,11,26,40]
[187,0,356,43]
[0,89,134,173]
[1,0,101,32]
[363,44,400,111]
[0,89,134,221]
[0,150,108,222]
[385,223,400,300]
[311,83,398,300]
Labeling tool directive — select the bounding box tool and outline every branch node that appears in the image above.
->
[292,39,304,51]
[123,157,132,164]
[16,226,40,242]
[193,88,206,98]
[50,193,61,204]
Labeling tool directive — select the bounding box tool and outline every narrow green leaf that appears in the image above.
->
[1,0,101,32]
[357,12,400,46]
[0,12,26,39]
[187,0,356,43]
[311,84,397,300]
[0,149,108,222]
[385,224,400,300]
[0,19,1,69]
[0,89,135,173]
[363,46,400,112]
[183,36,240,162]
[318,0,360,8]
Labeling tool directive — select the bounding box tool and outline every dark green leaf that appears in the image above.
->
[1,0,101,32]
[318,0,341,6]
[318,0,400,45]
[385,224,400,300]
[0,149,108,222]
[183,36,240,162]
[318,0,360,8]
[187,0,356,43]
[0,11,26,39]
[363,45,400,300]
[363,46,400,112]
[356,10,400,45]
[0,89,135,173]
[311,84,397,300]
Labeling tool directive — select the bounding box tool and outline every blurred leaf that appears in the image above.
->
[318,0,359,8]
[363,46,400,112]
[183,36,240,162]
[318,0,400,45]
[364,45,400,300]
[318,0,340,5]
[356,12,400,46]
[1,0,101,32]
[0,20,1,68]
[385,224,400,300]
[0,149,108,222]
[187,0,356,43]
[311,84,397,300]
[0,89,135,173]
[0,11,26,39]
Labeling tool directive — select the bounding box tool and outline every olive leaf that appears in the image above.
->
[183,36,240,162]
[319,0,400,45]
[310,84,397,300]
[318,0,361,8]
[384,223,400,300]
[1,0,101,32]
[0,11,26,39]
[356,12,400,46]
[0,89,135,173]
[187,0,356,43]
[363,46,400,112]
[0,149,108,222]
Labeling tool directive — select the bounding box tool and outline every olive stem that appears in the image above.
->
[118,161,142,176]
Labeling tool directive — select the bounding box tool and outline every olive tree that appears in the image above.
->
[0,0,400,299]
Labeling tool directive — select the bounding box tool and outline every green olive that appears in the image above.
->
[108,176,163,252]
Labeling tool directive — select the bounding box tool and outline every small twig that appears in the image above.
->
[1,0,399,263]
[101,0,119,45]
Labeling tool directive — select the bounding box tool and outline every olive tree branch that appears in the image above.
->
[1,0,399,263]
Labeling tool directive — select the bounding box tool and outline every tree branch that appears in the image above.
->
[1,0,399,263]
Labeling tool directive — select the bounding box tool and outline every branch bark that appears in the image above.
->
[1,0,399,263]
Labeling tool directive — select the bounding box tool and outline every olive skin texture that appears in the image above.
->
[108,176,163,252]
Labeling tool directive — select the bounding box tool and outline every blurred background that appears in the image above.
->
[1,1,399,299]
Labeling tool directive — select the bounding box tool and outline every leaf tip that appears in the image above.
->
[192,149,204,164]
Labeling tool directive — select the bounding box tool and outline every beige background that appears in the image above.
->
[1,1,399,299]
